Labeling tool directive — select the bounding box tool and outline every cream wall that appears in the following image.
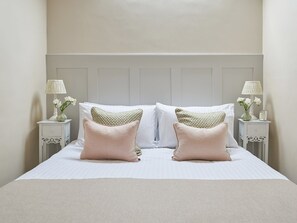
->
[0,0,47,186]
[47,0,262,53]
[263,0,297,183]
[3,0,297,187]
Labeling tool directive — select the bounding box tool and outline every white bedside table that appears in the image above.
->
[37,119,71,163]
[238,119,270,164]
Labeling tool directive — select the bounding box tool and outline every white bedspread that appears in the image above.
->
[19,142,286,180]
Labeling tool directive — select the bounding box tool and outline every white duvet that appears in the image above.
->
[19,142,286,180]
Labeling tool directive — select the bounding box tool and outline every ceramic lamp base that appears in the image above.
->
[49,105,58,121]
[48,115,58,121]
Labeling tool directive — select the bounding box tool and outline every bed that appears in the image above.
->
[1,102,297,223]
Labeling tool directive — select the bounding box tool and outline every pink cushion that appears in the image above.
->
[173,122,231,161]
[80,119,139,162]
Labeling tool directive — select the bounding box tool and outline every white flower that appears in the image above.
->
[53,99,62,108]
[254,97,262,105]
[64,96,76,103]
[53,98,59,105]
[237,97,245,103]
[71,98,77,106]
[53,98,61,106]
[64,96,71,101]
[237,96,261,113]
[244,98,252,105]
[59,96,77,112]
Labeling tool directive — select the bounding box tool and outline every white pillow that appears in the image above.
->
[156,103,238,148]
[77,103,157,148]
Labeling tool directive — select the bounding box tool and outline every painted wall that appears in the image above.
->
[0,0,47,186]
[263,0,297,183]
[47,0,262,53]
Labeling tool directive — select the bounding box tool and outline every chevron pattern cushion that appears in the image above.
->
[175,108,226,128]
[91,107,143,156]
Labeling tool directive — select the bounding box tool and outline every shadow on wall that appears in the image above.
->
[265,94,279,170]
[25,93,43,172]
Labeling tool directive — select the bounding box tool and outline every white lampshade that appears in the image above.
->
[241,81,263,95]
[45,80,67,94]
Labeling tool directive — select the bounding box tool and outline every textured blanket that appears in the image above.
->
[1,179,297,223]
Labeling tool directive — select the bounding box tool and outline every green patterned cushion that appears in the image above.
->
[91,107,143,156]
[175,108,226,128]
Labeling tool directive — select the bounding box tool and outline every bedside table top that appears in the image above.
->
[238,119,271,124]
[37,119,72,124]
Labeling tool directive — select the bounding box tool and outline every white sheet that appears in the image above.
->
[19,142,286,180]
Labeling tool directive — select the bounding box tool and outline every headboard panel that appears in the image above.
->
[47,54,263,141]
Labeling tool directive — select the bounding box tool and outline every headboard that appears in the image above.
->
[46,54,263,141]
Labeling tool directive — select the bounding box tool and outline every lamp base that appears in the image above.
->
[49,104,58,121]
[48,115,58,121]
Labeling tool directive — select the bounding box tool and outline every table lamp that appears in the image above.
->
[241,81,263,120]
[45,80,67,120]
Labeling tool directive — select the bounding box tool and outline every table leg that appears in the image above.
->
[243,138,248,150]
[43,144,47,161]
[60,139,65,150]
[264,140,269,164]
[39,140,43,163]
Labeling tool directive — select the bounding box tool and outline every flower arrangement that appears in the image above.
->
[237,97,261,121]
[53,96,77,121]
[237,97,261,111]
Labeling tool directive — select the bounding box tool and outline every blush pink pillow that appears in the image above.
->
[80,118,139,162]
[173,122,231,161]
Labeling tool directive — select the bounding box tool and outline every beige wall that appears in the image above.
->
[0,0,47,186]
[263,0,297,183]
[47,0,262,53]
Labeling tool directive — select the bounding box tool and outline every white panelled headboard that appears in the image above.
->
[47,54,263,141]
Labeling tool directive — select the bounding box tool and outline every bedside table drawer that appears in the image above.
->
[42,125,62,137]
[247,124,266,136]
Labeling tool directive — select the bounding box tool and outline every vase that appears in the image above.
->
[241,110,251,121]
[57,112,67,122]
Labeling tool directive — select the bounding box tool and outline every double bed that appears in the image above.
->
[1,144,297,222]
[1,54,297,222]
[1,102,297,223]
